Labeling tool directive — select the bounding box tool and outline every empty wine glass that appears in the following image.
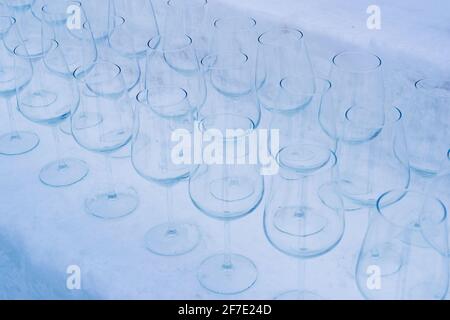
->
[1,0,45,57]
[41,1,97,75]
[335,106,410,210]
[79,0,110,42]
[132,87,200,256]
[264,144,344,299]
[145,34,206,117]
[189,114,264,294]
[72,60,138,219]
[320,51,385,143]
[0,15,39,155]
[403,78,450,181]
[107,0,159,59]
[270,76,334,155]
[200,51,260,126]
[256,28,314,114]
[164,0,208,59]
[15,38,89,187]
[356,190,448,300]
[209,16,257,59]
[202,52,254,99]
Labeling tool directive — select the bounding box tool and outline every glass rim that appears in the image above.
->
[376,189,448,229]
[415,78,450,99]
[136,86,188,108]
[147,34,193,53]
[258,27,304,47]
[198,113,255,138]
[280,76,332,97]
[73,60,122,83]
[344,106,402,128]
[276,143,337,174]
[13,38,58,59]
[200,52,249,70]
[167,0,208,7]
[213,16,256,30]
[332,50,382,74]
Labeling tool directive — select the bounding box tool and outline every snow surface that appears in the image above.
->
[0,0,449,299]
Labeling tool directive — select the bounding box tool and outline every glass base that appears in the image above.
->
[85,186,138,219]
[145,222,200,256]
[0,131,39,155]
[197,253,257,295]
[274,290,323,300]
[39,158,89,187]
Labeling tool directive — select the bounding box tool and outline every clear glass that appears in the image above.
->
[202,52,254,98]
[0,16,39,155]
[132,87,200,256]
[164,0,208,59]
[200,51,260,126]
[356,190,448,300]
[256,28,314,114]
[271,77,335,155]
[336,106,410,210]
[209,16,257,59]
[145,34,206,117]
[79,0,110,42]
[1,0,46,58]
[72,60,138,219]
[264,144,344,299]
[108,0,160,59]
[14,38,88,187]
[404,78,450,179]
[189,114,264,294]
[319,51,385,142]
[41,1,97,75]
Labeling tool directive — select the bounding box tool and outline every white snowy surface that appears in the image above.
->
[0,0,449,299]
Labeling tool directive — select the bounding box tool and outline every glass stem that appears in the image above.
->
[52,125,67,169]
[166,185,176,234]
[104,154,117,199]
[223,220,232,269]
[298,259,306,293]
[6,97,19,138]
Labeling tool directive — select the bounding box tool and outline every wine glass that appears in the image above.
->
[335,106,410,210]
[256,27,314,114]
[264,143,344,299]
[200,52,261,127]
[189,114,264,294]
[271,76,335,155]
[79,0,110,42]
[41,0,98,135]
[15,38,89,187]
[1,0,45,58]
[41,0,97,75]
[0,15,39,155]
[72,60,138,219]
[145,34,206,117]
[107,0,160,59]
[164,0,209,59]
[403,78,450,183]
[132,87,200,256]
[356,190,448,300]
[319,51,385,143]
[209,16,257,59]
